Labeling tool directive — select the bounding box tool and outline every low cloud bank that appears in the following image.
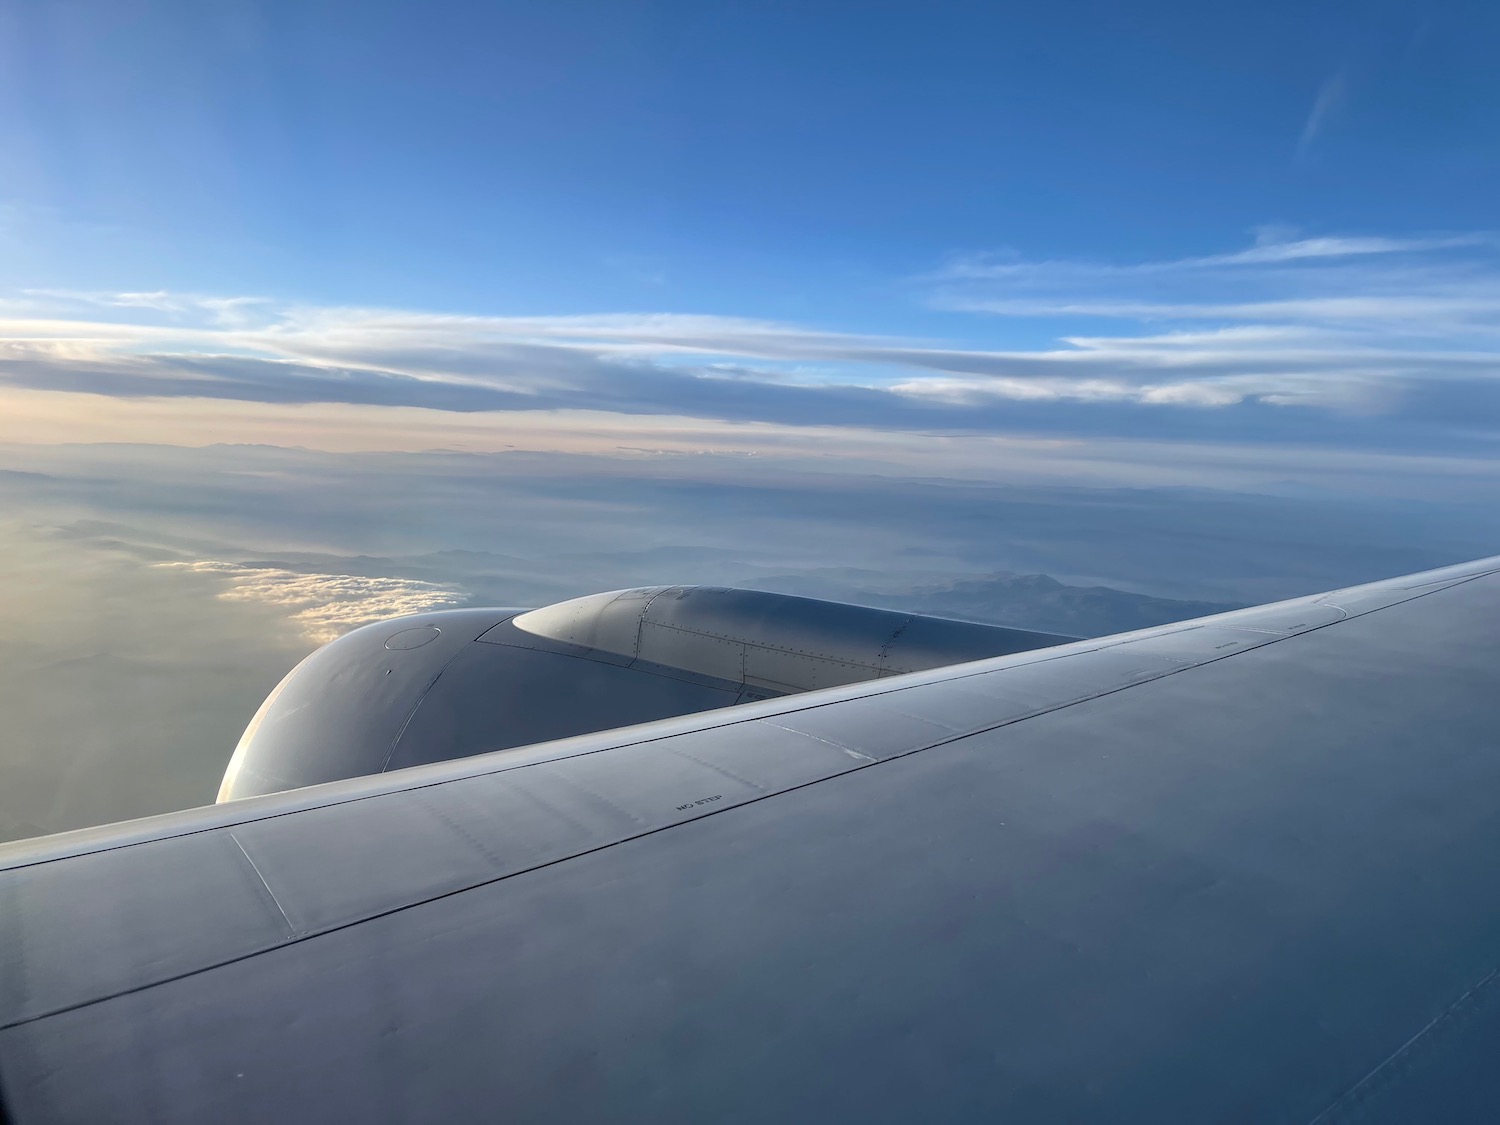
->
[157,561,469,643]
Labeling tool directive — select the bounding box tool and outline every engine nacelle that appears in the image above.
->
[219,586,1073,801]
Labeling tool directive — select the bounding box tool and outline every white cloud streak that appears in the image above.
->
[1,230,1498,445]
[1300,70,1348,153]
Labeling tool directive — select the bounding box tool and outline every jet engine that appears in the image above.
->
[219,585,1073,801]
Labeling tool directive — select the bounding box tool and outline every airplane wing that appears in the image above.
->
[3,556,1500,1122]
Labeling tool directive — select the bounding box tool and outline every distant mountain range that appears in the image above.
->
[752,570,1241,639]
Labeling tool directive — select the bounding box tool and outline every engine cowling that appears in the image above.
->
[219,586,1073,801]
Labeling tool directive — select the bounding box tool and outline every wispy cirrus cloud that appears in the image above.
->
[929,231,1500,343]
[1300,70,1349,153]
[931,232,1494,281]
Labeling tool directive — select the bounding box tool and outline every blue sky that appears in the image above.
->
[0,0,1498,472]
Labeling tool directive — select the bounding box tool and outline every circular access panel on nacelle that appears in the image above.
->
[385,626,442,651]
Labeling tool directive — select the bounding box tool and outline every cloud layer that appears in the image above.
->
[2,231,1499,458]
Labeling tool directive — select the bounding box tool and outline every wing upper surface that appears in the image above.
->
[3,556,1500,1122]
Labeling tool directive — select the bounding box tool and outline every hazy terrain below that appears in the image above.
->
[2,440,1496,844]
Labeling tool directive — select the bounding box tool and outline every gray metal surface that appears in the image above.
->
[218,607,523,800]
[511,583,1073,691]
[222,586,1071,799]
[2,557,1500,1121]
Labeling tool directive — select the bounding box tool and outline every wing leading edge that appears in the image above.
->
[3,557,1500,1121]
